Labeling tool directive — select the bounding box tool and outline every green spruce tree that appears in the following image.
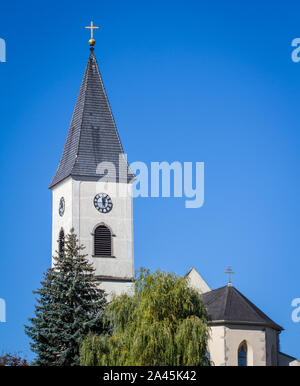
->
[80,268,210,366]
[25,230,106,366]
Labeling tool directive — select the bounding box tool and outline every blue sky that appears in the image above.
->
[0,0,299,360]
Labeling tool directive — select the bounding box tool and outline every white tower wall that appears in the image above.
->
[51,177,134,298]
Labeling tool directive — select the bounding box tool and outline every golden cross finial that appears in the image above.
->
[225,266,234,286]
[85,21,99,47]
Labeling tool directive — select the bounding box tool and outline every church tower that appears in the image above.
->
[49,26,135,297]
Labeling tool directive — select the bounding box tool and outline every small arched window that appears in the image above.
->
[58,229,65,256]
[238,341,247,366]
[94,225,112,256]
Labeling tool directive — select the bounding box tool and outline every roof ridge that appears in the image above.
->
[93,55,135,180]
[72,51,90,172]
[223,285,231,320]
[231,287,282,330]
[93,51,125,156]
[203,286,226,305]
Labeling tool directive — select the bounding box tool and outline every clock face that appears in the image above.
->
[94,193,113,213]
[59,197,65,217]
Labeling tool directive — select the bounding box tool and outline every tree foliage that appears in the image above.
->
[25,230,106,366]
[0,353,29,366]
[80,268,210,366]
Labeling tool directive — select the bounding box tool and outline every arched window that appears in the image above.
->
[94,225,112,256]
[238,341,247,366]
[58,229,65,256]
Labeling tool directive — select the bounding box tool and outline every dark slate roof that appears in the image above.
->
[49,48,134,189]
[202,285,283,331]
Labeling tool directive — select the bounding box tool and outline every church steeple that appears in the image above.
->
[50,31,135,299]
[50,46,134,189]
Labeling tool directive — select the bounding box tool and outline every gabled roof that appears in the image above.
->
[49,48,134,189]
[185,267,211,294]
[202,285,283,331]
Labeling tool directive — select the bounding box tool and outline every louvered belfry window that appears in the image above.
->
[58,229,65,255]
[94,225,111,256]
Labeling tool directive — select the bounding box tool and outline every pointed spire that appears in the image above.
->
[50,49,134,188]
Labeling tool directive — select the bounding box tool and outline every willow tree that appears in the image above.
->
[80,268,210,366]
